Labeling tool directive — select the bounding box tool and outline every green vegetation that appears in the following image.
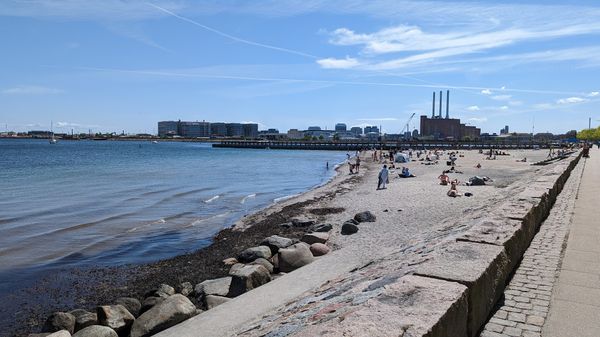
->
[577,127,600,141]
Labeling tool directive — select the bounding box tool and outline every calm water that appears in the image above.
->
[0,139,344,282]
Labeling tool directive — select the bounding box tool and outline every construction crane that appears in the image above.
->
[402,113,416,138]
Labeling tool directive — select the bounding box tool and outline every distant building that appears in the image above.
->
[419,90,480,140]
[210,122,227,137]
[350,126,363,135]
[307,126,321,131]
[335,123,347,132]
[28,130,52,138]
[242,123,259,138]
[500,125,510,135]
[226,123,244,137]
[364,126,379,134]
[304,129,334,139]
[287,129,305,139]
[158,121,180,137]
[179,121,210,138]
[412,129,419,138]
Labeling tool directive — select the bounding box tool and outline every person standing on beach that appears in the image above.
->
[355,156,361,173]
[377,165,389,190]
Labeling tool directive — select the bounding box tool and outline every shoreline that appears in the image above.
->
[5,155,358,336]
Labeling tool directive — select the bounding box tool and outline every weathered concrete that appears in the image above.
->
[415,241,510,337]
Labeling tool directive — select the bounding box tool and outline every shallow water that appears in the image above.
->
[0,139,345,291]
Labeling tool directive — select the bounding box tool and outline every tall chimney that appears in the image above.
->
[432,92,436,118]
[446,90,450,119]
[439,91,443,118]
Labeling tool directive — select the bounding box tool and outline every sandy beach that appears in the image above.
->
[9,148,558,336]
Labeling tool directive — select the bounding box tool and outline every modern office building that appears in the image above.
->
[350,126,363,135]
[226,123,244,137]
[307,126,321,131]
[335,123,347,132]
[210,122,227,137]
[287,129,305,139]
[158,121,180,137]
[364,126,380,134]
[242,123,259,138]
[419,90,480,140]
[179,121,210,138]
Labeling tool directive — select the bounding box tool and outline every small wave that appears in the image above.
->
[241,193,256,204]
[187,211,231,227]
[273,193,300,203]
[204,195,220,203]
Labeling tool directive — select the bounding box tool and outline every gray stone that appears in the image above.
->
[277,242,315,273]
[194,276,232,298]
[176,282,194,297]
[114,297,141,318]
[353,211,376,223]
[300,232,329,245]
[130,294,196,337]
[237,245,272,263]
[69,309,98,332]
[96,305,135,337]
[141,296,163,314]
[309,243,330,256]
[205,295,231,309]
[30,332,71,337]
[250,258,274,273]
[43,312,76,334]
[260,235,294,254]
[72,325,118,337]
[291,217,315,227]
[309,223,333,232]
[415,241,510,337]
[154,283,175,298]
[341,222,359,235]
[228,264,271,297]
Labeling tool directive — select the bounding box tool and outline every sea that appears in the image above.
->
[0,139,346,294]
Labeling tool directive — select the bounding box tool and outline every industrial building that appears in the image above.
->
[158,120,258,138]
[419,90,481,140]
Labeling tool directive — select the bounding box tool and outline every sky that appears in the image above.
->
[1,0,600,135]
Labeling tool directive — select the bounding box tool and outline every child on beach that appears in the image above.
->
[377,165,389,190]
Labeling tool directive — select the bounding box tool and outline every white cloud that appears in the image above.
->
[557,97,588,104]
[587,91,599,97]
[468,117,488,122]
[2,85,63,95]
[317,56,360,69]
[467,105,480,111]
[481,89,492,95]
[500,106,509,110]
[492,95,512,101]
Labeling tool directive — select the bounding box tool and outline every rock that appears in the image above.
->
[310,243,330,256]
[237,246,272,263]
[194,276,232,298]
[43,312,76,334]
[130,294,196,337]
[96,305,135,337]
[341,222,359,235]
[291,217,315,227]
[278,222,292,229]
[114,297,142,318]
[176,282,194,297]
[250,258,274,273]
[228,263,245,274]
[149,283,175,299]
[277,243,315,273]
[228,264,271,297]
[69,309,98,332]
[72,325,118,337]
[205,295,231,309]
[309,223,333,232]
[301,232,329,245]
[353,211,376,223]
[222,257,238,265]
[260,235,294,254]
[30,331,71,337]
[141,297,163,314]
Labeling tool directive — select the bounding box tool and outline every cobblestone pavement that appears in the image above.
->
[479,159,585,337]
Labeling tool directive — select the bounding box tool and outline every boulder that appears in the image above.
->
[228,263,245,274]
[205,295,231,310]
[130,294,196,337]
[277,243,315,273]
[176,282,194,297]
[353,211,376,223]
[291,217,315,227]
[30,331,71,337]
[278,222,292,229]
[228,264,271,297]
[237,246,272,263]
[309,223,333,232]
[69,309,98,332]
[310,243,330,256]
[341,222,359,235]
[260,235,294,254]
[72,325,118,337]
[222,257,238,266]
[301,232,329,245]
[96,305,135,337]
[141,297,163,314]
[147,283,175,299]
[194,277,232,298]
[114,297,141,318]
[250,258,274,273]
[43,312,76,334]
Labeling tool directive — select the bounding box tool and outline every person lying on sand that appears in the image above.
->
[443,166,463,174]
[438,172,450,185]
[516,157,527,162]
[447,181,462,197]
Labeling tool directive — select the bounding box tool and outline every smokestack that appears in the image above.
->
[432,92,436,118]
[439,91,443,118]
[446,90,450,119]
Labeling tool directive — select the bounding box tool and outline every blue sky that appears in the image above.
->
[1,0,600,135]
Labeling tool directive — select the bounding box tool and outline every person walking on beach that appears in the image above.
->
[377,165,389,190]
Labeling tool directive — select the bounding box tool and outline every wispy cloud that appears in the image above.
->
[557,97,588,104]
[481,89,492,95]
[467,105,480,111]
[2,85,63,95]
[316,57,360,69]
[491,95,512,101]
[587,91,599,97]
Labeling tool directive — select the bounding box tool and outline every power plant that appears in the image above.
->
[420,90,481,140]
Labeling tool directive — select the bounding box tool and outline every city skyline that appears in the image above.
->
[2,0,600,135]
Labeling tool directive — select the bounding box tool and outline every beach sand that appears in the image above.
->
[8,148,554,336]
